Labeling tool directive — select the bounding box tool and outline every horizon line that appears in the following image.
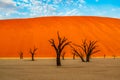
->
[0,57,120,59]
[0,15,120,20]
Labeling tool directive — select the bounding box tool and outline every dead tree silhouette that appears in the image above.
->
[72,52,76,60]
[29,47,38,61]
[112,54,116,59]
[80,40,100,62]
[70,45,85,62]
[104,54,106,59]
[19,51,23,59]
[61,52,66,60]
[49,32,71,66]
[72,40,100,62]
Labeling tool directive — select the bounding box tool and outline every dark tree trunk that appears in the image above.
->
[86,56,90,62]
[49,32,71,66]
[20,53,23,59]
[20,56,23,59]
[104,54,106,59]
[73,55,75,60]
[62,56,64,60]
[32,54,34,61]
[20,54,23,59]
[114,56,115,59]
[57,53,61,66]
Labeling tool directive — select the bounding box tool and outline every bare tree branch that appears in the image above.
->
[61,52,66,60]
[70,45,85,62]
[29,47,38,61]
[71,40,100,62]
[19,51,23,59]
[49,32,71,66]
[49,39,58,52]
[60,41,71,53]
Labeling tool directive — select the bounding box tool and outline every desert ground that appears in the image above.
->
[0,58,120,80]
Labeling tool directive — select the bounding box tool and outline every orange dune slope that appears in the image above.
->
[0,16,120,58]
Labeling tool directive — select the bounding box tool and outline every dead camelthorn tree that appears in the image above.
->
[61,52,66,60]
[80,40,100,62]
[19,51,23,59]
[104,54,106,59]
[112,54,116,59]
[49,32,71,66]
[29,47,38,61]
[70,46,85,62]
[72,40,100,62]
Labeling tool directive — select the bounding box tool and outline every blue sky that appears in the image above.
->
[0,0,120,19]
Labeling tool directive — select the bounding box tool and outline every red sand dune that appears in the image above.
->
[0,16,120,58]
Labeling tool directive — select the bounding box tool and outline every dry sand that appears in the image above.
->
[0,58,120,80]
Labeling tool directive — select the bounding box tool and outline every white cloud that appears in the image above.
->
[64,9,80,16]
[21,0,57,17]
[0,0,87,19]
[0,15,4,19]
[0,0,119,19]
[0,0,15,4]
[0,0,17,12]
[0,0,23,19]
[0,0,16,8]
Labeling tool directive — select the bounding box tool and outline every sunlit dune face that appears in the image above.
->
[0,16,120,58]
